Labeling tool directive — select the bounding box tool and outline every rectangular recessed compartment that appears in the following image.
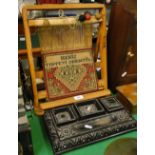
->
[52,106,77,126]
[99,96,124,112]
[75,99,105,118]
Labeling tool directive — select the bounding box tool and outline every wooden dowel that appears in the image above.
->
[36,70,44,79]
[18,48,40,56]
[98,7,108,89]
[29,16,102,27]
[18,48,41,58]
[18,48,100,57]
[38,90,47,100]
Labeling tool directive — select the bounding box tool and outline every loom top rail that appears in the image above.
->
[22,3,105,11]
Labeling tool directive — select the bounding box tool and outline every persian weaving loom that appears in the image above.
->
[22,4,109,115]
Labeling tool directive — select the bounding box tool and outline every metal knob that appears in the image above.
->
[127,51,135,58]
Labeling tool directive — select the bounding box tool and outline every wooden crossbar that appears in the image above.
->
[22,3,105,11]
[29,16,102,27]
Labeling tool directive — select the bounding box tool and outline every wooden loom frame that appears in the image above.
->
[22,3,111,115]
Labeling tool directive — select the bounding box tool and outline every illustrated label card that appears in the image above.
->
[43,49,98,100]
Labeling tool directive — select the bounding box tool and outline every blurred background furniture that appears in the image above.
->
[116,83,137,114]
[107,0,137,92]
[18,65,33,155]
